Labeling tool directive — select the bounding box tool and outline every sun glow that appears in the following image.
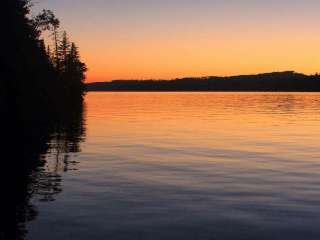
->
[33,0,320,82]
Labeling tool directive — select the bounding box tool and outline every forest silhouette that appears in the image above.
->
[87,71,320,92]
[2,1,86,120]
[2,1,320,239]
[1,1,87,239]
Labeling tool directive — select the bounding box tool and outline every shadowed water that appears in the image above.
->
[11,93,320,239]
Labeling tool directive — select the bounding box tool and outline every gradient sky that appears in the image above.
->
[33,0,320,82]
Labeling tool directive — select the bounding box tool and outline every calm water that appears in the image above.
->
[25,93,320,239]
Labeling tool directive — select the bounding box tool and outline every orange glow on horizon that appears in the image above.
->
[82,28,320,82]
[82,36,320,82]
[34,1,320,83]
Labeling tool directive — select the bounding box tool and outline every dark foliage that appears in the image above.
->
[87,71,320,92]
[0,1,86,239]
[1,0,86,124]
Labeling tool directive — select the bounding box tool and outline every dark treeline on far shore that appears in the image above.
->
[1,1,87,239]
[87,71,320,92]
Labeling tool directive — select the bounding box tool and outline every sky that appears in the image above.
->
[33,0,320,82]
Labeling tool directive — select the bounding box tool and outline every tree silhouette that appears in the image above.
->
[58,31,71,73]
[1,1,87,239]
[33,9,60,68]
[66,42,87,99]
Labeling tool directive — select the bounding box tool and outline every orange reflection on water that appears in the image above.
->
[85,92,320,162]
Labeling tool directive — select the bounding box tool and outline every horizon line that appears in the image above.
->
[87,70,319,84]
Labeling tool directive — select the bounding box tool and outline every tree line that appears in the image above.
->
[86,71,320,92]
[1,1,87,239]
[35,9,87,101]
[1,0,87,126]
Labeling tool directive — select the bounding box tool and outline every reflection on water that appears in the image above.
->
[0,103,86,240]
[4,92,320,240]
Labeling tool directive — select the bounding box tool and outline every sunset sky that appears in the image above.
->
[33,0,320,82]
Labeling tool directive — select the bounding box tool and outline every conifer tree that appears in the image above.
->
[58,31,71,73]
[66,42,87,99]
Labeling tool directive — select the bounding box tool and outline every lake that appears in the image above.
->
[23,92,320,239]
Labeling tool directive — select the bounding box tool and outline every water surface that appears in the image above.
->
[27,93,320,239]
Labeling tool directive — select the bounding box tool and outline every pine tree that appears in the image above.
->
[69,43,87,78]
[65,42,87,99]
[58,31,71,73]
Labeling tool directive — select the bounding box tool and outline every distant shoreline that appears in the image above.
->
[86,90,320,93]
[86,71,320,92]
